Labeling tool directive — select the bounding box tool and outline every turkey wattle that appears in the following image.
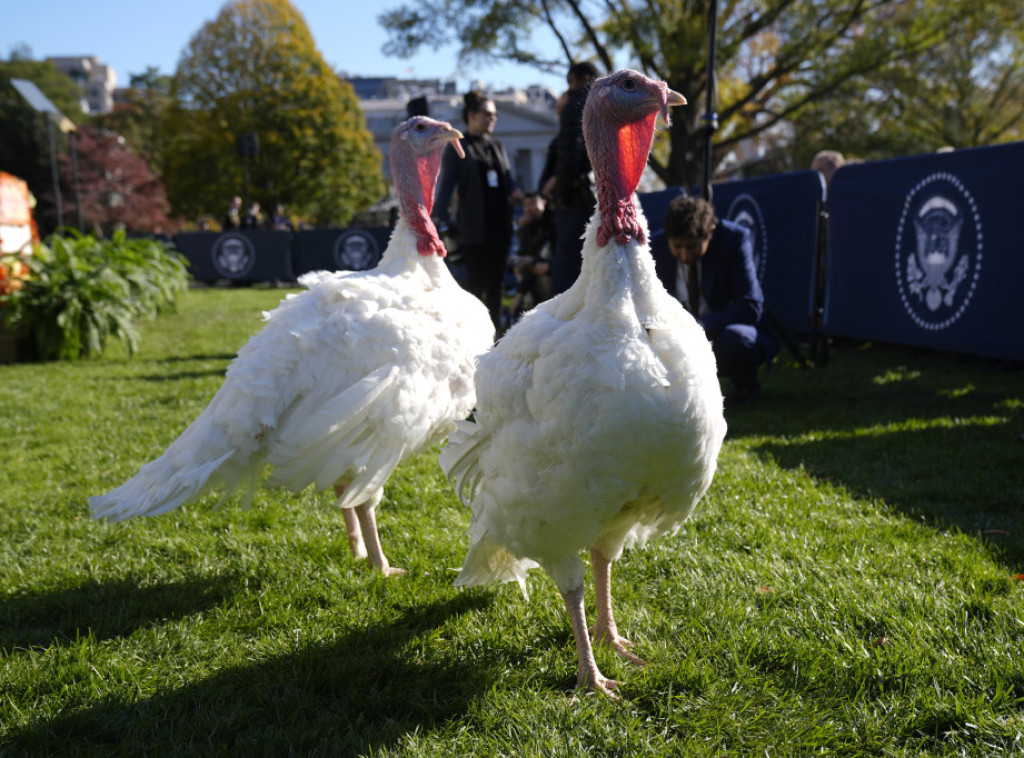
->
[90,117,493,576]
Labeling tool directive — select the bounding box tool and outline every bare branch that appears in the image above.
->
[539,0,575,66]
[560,0,615,71]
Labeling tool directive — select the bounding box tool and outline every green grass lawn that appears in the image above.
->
[2,287,1022,757]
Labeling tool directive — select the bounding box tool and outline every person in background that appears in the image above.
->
[509,191,555,319]
[653,195,777,405]
[811,150,845,192]
[270,204,293,234]
[223,195,242,230]
[150,224,172,244]
[434,90,522,332]
[544,61,600,296]
[537,90,569,199]
[241,202,262,229]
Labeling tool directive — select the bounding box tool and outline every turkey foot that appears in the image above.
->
[355,501,406,576]
[569,673,619,704]
[590,547,646,666]
[560,584,620,700]
[592,626,646,667]
[336,488,405,575]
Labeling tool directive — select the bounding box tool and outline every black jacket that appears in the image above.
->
[433,134,517,247]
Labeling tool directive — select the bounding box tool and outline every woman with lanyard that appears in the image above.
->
[434,90,523,333]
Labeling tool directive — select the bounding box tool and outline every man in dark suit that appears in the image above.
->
[653,195,777,404]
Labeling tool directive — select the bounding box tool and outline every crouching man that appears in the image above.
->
[653,195,778,405]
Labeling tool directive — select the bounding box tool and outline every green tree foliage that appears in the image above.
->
[789,2,1024,166]
[162,0,384,226]
[0,55,87,233]
[95,67,173,176]
[380,1,1009,187]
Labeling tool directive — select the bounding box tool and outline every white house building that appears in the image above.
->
[348,77,559,199]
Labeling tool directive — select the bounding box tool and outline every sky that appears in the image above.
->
[2,0,566,93]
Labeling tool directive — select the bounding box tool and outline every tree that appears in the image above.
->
[95,67,173,176]
[789,2,1024,165]
[162,0,384,226]
[380,0,983,188]
[54,126,171,237]
[0,56,87,234]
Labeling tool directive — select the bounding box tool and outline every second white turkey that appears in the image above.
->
[91,117,494,576]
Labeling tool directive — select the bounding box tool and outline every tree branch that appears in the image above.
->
[540,0,575,65]
[560,0,615,71]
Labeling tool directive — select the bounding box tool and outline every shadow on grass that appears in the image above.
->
[0,574,241,653]
[726,344,1024,569]
[4,592,497,756]
[135,368,228,382]
[134,354,236,382]
[753,423,1024,569]
[729,354,1021,440]
[149,353,237,363]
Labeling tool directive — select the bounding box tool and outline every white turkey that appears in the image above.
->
[91,116,494,576]
[440,70,726,696]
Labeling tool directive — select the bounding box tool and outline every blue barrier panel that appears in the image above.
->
[294,227,391,276]
[824,142,1024,361]
[175,230,294,283]
[707,171,825,332]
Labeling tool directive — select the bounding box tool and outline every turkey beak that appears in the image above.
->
[661,89,687,127]
[444,126,466,159]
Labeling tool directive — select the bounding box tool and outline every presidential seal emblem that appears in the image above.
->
[211,233,256,279]
[333,230,380,271]
[726,193,767,282]
[895,172,981,330]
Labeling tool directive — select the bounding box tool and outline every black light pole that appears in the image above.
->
[701,0,719,203]
[46,114,64,233]
[11,79,77,236]
[68,129,84,233]
[237,132,258,211]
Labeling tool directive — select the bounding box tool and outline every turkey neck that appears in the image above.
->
[585,110,659,248]
[392,145,446,257]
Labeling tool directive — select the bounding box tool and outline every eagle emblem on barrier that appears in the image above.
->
[212,233,256,278]
[895,172,981,331]
[907,196,968,312]
[333,230,380,271]
[726,193,767,283]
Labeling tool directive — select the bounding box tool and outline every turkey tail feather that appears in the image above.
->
[438,419,484,505]
[89,425,237,522]
[90,366,277,521]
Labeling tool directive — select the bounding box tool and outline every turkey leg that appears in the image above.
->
[559,583,618,698]
[354,501,406,577]
[335,484,368,561]
[591,548,646,666]
[342,506,368,560]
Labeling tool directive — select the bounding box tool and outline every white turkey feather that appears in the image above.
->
[441,213,725,594]
[91,219,493,523]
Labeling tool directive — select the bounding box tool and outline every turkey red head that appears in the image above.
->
[583,70,686,247]
[391,116,465,257]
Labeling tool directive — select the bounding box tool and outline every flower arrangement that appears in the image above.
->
[0,254,30,297]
